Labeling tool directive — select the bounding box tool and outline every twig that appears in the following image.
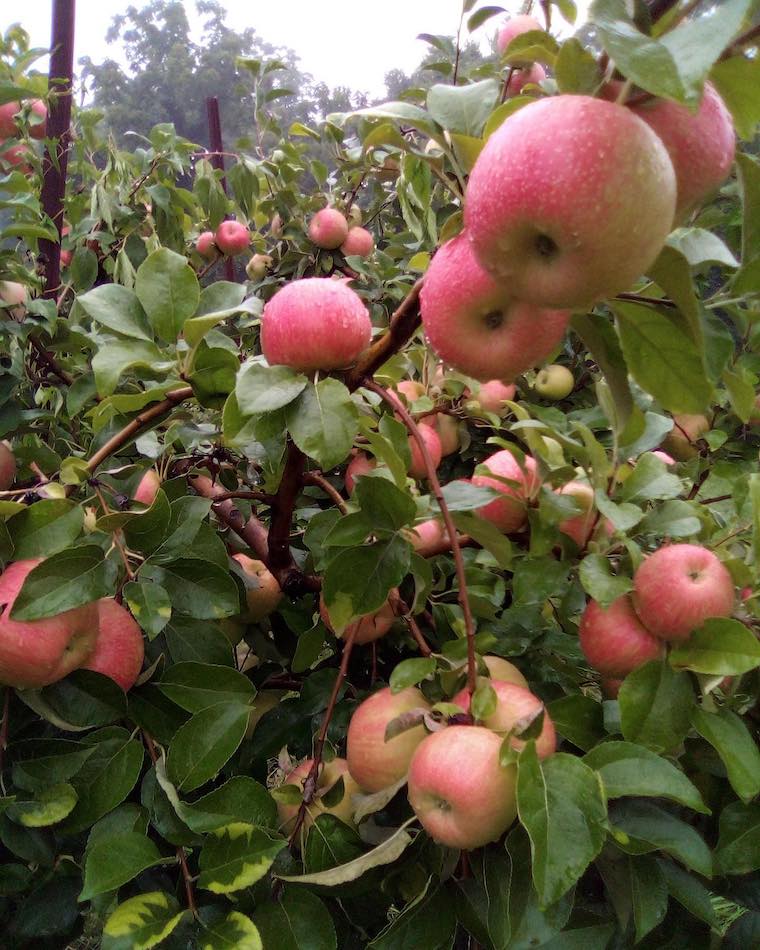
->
[210,489,275,504]
[700,494,732,505]
[616,292,676,309]
[29,336,74,385]
[687,467,710,500]
[267,441,307,590]
[364,378,477,695]
[389,589,433,656]
[303,472,348,514]
[288,622,360,850]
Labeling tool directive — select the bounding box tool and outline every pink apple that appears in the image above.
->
[651,450,676,466]
[633,544,735,641]
[506,63,546,96]
[346,685,431,792]
[421,413,460,456]
[407,518,450,557]
[420,233,570,381]
[344,451,376,494]
[453,680,556,759]
[340,226,375,258]
[0,281,28,321]
[408,423,442,480]
[27,99,47,140]
[196,231,217,258]
[555,480,612,548]
[261,278,371,372]
[408,725,517,849]
[214,220,250,256]
[0,100,46,139]
[233,553,282,622]
[465,96,677,309]
[661,414,709,461]
[82,598,144,691]
[496,14,542,55]
[0,442,16,490]
[579,595,664,677]
[472,448,539,533]
[0,560,99,688]
[277,756,360,837]
[601,677,623,699]
[394,379,426,404]
[466,380,517,417]
[481,655,529,689]
[320,596,396,645]
[133,469,161,506]
[308,208,349,250]
[1,142,33,173]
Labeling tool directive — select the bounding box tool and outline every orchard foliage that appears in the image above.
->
[0,0,760,947]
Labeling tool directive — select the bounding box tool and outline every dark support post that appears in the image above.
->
[39,0,76,299]
[205,95,235,281]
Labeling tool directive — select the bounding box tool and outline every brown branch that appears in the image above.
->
[29,336,74,385]
[303,472,348,514]
[288,622,360,850]
[616,292,676,309]
[344,279,423,390]
[687,467,710,500]
[267,441,308,591]
[87,387,193,473]
[701,494,732,505]
[389,589,433,656]
[189,474,270,561]
[210,489,275,505]
[364,378,477,695]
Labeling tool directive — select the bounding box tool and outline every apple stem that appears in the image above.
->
[288,622,360,850]
[363,378,478,696]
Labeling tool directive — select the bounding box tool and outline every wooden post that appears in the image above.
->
[39,0,76,299]
[205,95,235,281]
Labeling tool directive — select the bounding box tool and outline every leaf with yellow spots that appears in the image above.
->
[198,822,284,894]
[200,911,263,949]
[101,891,183,950]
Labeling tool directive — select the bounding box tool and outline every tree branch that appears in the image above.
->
[303,471,348,514]
[267,441,308,594]
[29,336,74,385]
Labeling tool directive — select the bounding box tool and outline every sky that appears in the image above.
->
[3,0,588,97]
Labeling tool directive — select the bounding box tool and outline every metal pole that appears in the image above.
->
[205,95,235,281]
[39,0,76,299]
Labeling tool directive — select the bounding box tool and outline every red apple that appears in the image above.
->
[601,677,623,699]
[420,233,570,381]
[555,480,610,548]
[408,725,517,849]
[27,99,47,140]
[466,380,516,417]
[407,519,450,557]
[579,595,664,677]
[277,757,360,837]
[1,142,33,173]
[496,14,542,55]
[233,553,282,622]
[661,414,709,461]
[422,413,460,456]
[453,680,556,760]
[0,100,46,139]
[82,598,144,691]
[346,685,431,792]
[133,469,161,506]
[340,226,374,258]
[408,423,442,480]
[214,220,250,256]
[633,544,735,641]
[465,95,677,309]
[320,596,396,645]
[506,63,546,96]
[308,208,349,250]
[344,451,376,494]
[472,448,539,533]
[261,278,371,372]
[196,231,217,259]
[0,560,99,688]
[0,442,16,490]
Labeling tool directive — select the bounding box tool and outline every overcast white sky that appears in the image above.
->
[4,1,587,97]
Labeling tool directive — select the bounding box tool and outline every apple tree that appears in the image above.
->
[0,0,759,946]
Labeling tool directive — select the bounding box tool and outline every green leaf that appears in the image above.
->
[712,55,760,141]
[77,284,152,341]
[9,783,78,827]
[167,701,250,792]
[389,657,435,692]
[584,741,707,812]
[159,662,254,712]
[369,880,456,949]
[101,891,183,950]
[236,362,308,415]
[123,580,171,639]
[92,341,170,398]
[619,660,695,753]
[426,79,500,137]
[140,558,239,620]
[80,831,164,901]
[715,801,760,875]
[155,766,277,834]
[612,301,712,413]
[353,476,416,533]
[690,707,760,803]
[517,746,607,907]
[452,512,513,569]
[620,453,683,503]
[610,800,713,878]
[738,152,760,264]
[201,912,263,950]
[571,312,634,434]
[670,618,760,675]
[198,822,283,894]
[555,37,601,94]
[627,854,668,942]
[7,499,83,559]
[135,247,200,342]
[255,889,336,950]
[666,228,739,269]
[639,500,701,538]
[190,341,238,408]
[10,546,115,621]
[579,555,633,608]
[659,859,719,928]
[287,378,359,471]
[546,694,604,753]
[11,739,95,791]
[39,670,128,727]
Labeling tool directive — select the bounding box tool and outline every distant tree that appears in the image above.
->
[384,39,487,100]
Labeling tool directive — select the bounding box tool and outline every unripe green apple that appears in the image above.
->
[245,253,273,281]
[233,553,282,622]
[246,689,285,739]
[347,205,363,227]
[534,364,574,400]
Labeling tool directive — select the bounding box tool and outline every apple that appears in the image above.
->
[633,544,735,641]
[628,82,734,219]
[196,231,217,259]
[601,677,623,699]
[389,379,426,409]
[261,278,371,372]
[661,414,709,461]
[27,99,47,140]
[0,560,99,688]
[320,596,396,645]
[246,253,273,281]
[535,364,574,400]
[651,450,676,466]
[408,423,442,480]
[554,480,610,548]
[214,220,250,256]
[308,208,349,250]
[496,14,542,55]
[59,224,73,268]
[466,380,516,417]
[0,280,28,321]
[346,685,431,792]
[277,756,361,837]
[1,142,33,174]
[407,518,450,557]
[0,441,16,490]
[133,469,161,506]
[0,100,46,139]
[344,451,376,494]
[420,233,570,381]
[246,689,285,739]
[82,598,144,691]
[341,226,374,258]
[481,655,528,689]
[423,412,460,456]
[465,95,677,309]
[452,680,556,759]
[233,553,282,622]
[506,63,546,96]
[270,213,283,238]
[407,725,517,849]
[472,448,539,533]
[579,595,664,677]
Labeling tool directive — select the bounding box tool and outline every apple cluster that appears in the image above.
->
[0,96,46,173]
[196,219,252,259]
